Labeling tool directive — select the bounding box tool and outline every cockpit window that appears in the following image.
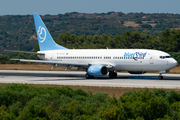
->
[160,56,172,59]
[165,56,172,58]
[160,56,165,59]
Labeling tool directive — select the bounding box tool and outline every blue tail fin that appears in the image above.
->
[33,13,68,51]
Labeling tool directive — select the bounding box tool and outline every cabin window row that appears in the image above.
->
[113,57,144,59]
[57,56,103,59]
[57,56,145,59]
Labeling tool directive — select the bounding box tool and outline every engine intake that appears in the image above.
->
[87,65,108,76]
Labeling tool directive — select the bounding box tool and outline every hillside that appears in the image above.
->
[1,12,180,54]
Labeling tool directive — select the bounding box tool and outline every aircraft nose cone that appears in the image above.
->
[169,59,178,67]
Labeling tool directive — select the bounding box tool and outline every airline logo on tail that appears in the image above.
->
[37,26,46,43]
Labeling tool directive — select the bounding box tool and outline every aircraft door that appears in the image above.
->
[101,55,105,62]
[51,52,56,59]
[149,56,154,64]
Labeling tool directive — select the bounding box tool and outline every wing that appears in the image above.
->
[11,59,113,70]
[11,59,89,67]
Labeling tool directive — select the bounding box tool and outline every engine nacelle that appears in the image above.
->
[87,65,108,76]
[128,71,147,74]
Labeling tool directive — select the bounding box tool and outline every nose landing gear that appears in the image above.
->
[158,74,163,80]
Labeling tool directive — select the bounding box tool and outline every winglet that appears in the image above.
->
[33,13,68,51]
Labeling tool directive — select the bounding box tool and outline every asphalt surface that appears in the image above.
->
[0,70,180,88]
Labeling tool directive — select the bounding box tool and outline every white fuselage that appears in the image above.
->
[37,49,177,72]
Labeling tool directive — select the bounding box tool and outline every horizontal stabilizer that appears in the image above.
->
[4,50,44,55]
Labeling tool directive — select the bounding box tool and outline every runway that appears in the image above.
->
[0,70,180,89]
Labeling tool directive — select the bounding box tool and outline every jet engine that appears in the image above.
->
[87,65,108,76]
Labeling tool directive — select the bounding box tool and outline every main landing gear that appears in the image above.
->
[85,73,94,79]
[85,71,117,79]
[109,71,117,78]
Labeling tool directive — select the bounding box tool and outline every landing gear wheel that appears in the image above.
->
[85,73,90,79]
[109,72,113,78]
[85,73,94,79]
[114,72,117,78]
[109,71,117,78]
[158,74,163,80]
[158,76,163,80]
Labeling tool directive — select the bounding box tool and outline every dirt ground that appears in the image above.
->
[123,21,139,27]
[123,21,157,28]
[169,65,180,73]
[51,85,180,98]
[0,64,64,71]
[0,83,180,98]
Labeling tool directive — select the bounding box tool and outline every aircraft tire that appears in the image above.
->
[114,72,117,78]
[159,76,163,80]
[109,72,117,78]
[85,73,90,79]
[85,73,94,79]
[109,72,113,78]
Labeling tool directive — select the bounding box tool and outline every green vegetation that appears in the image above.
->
[53,29,180,64]
[53,28,180,52]
[1,12,180,54]
[1,12,180,64]
[0,52,39,64]
[0,84,180,119]
[1,28,180,64]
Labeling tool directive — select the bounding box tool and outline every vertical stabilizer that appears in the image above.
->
[33,13,68,51]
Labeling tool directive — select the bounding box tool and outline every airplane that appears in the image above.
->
[5,13,178,79]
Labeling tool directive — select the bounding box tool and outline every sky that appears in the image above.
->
[0,0,180,15]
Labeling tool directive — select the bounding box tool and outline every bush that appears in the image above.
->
[0,84,180,119]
